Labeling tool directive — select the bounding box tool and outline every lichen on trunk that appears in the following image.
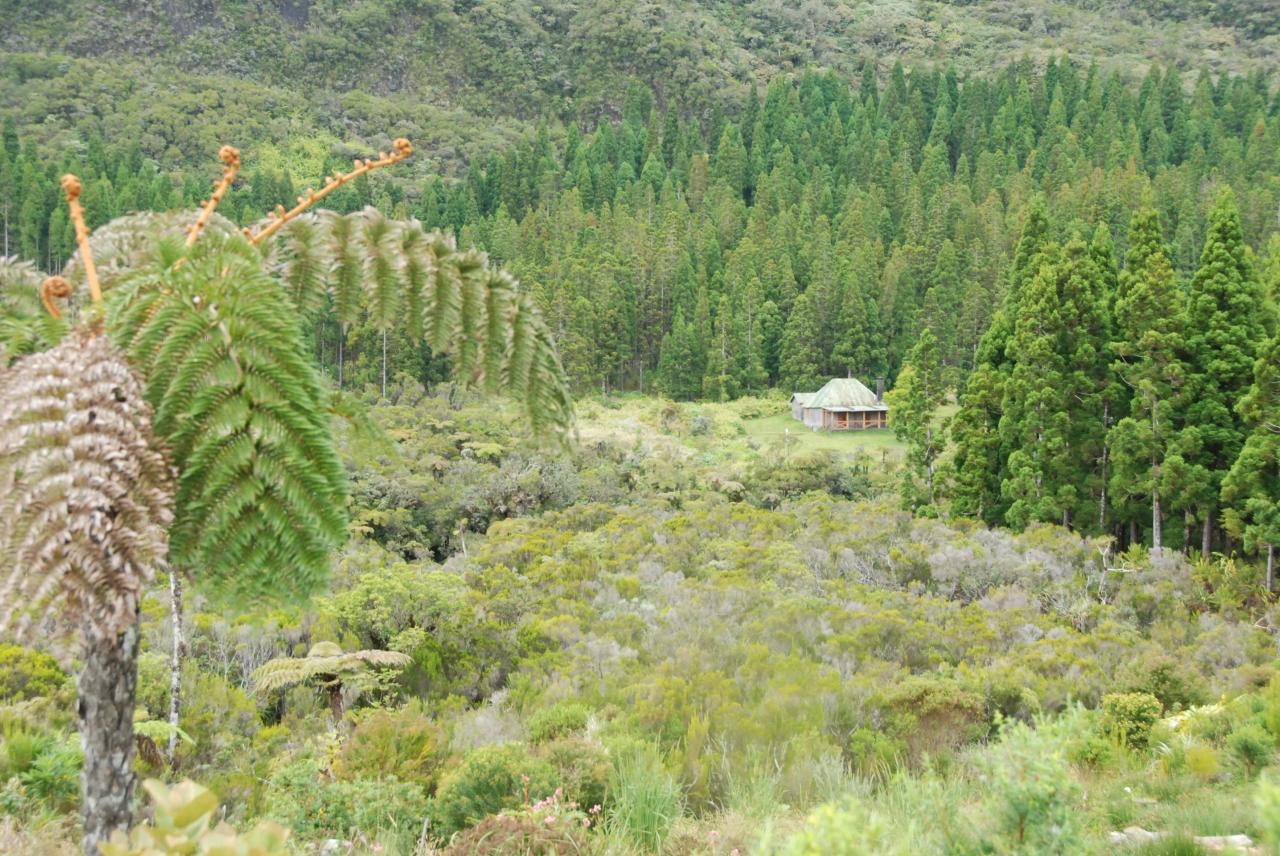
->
[78,614,141,855]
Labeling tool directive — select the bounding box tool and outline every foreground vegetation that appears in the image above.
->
[3,386,1280,853]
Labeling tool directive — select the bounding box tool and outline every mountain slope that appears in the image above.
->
[1,0,1276,173]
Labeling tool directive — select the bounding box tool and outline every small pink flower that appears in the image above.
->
[590,804,602,814]
[545,815,556,825]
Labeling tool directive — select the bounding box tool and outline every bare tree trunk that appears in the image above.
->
[1099,402,1109,530]
[1202,513,1213,557]
[167,567,185,763]
[925,424,934,505]
[1268,544,1275,594]
[1151,487,1162,555]
[79,615,140,855]
[1183,510,1192,555]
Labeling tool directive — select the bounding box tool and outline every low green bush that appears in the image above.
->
[1101,692,1163,749]
[430,743,559,841]
[1119,654,1210,713]
[0,645,67,702]
[334,702,446,792]
[979,719,1080,855]
[527,702,590,744]
[1226,721,1272,777]
[541,736,609,812]
[265,758,428,851]
[779,797,911,855]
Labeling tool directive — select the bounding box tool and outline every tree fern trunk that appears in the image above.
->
[79,614,140,855]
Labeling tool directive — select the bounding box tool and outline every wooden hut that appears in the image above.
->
[790,378,888,431]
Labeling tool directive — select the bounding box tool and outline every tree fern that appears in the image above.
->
[105,235,347,603]
[0,328,174,638]
[250,640,410,724]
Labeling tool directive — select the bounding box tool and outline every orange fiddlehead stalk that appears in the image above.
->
[247,138,413,246]
[186,145,241,248]
[40,275,71,319]
[62,174,101,304]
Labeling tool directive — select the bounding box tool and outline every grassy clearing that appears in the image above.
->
[741,412,905,459]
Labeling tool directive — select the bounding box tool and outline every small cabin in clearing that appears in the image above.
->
[790,377,888,431]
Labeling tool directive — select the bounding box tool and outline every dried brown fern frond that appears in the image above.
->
[64,211,241,296]
[247,138,412,246]
[0,329,175,639]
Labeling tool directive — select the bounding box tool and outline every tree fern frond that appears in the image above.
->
[264,215,332,319]
[253,211,574,435]
[426,231,463,353]
[249,642,410,695]
[326,210,364,329]
[0,329,174,638]
[398,221,430,341]
[104,235,347,604]
[360,208,402,331]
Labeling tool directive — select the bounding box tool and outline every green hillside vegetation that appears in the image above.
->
[3,2,1280,854]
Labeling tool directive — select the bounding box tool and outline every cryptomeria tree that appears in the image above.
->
[1107,208,1184,553]
[949,201,1051,524]
[0,141,572,853]
[1168,189,1266,556]
[1000,237,1109,531]
[892,327,946,513]
[1221,330,1280,589]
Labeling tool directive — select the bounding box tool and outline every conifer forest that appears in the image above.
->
[2,2,1280,854]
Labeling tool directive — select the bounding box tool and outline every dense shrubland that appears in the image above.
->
[3,387,1279,853]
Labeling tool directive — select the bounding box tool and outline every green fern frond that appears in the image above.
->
[326,210,364,329]
[398,220,430,341]
[250,641,411,695]
[105,235,347,604]
[265,215,332,319]
[63,210,240,296]
[255,213,574,435]
[360,208,402,331]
